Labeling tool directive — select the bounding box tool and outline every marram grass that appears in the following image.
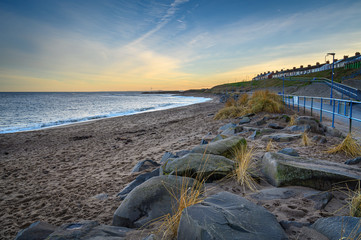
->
[327,133,361,158]
[301,131,311,146]
[288,114,298,126]
[266,139,274,152]
[232,145,258,192]
[215,90,284,120]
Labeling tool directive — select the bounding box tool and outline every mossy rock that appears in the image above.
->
[262,152,361,190]
[162,153,235,181]
[191,136,247,158]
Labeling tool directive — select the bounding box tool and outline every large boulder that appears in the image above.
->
[295,116,324,134]
[46,220,132,239]
[262,152,361,190]
[311,216,361,240]
[15,221,57,240]
[177,191,288,240]
[113,175,200,228]
[116,168,160,200]
[191,136,246,158]
[131,159,160,172]
[162,153,234,181]
[261,133,302,142]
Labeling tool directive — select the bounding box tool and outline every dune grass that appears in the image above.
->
[158,177,204,239]
[327,133,361,158]
[301,131,311,146]
[215,90,284,120]
[232,144,258,192]
[266,139,275,152]
[288,114,298,126]
[350,184,361,218]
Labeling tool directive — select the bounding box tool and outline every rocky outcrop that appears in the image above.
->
[162,153,234,181]
[295,116,324,134]
[191,136,246,158]
[177,191,288,240]
[262,152,361,190]
[113,175,199,228]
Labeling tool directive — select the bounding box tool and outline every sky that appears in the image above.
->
[0,0,361,92]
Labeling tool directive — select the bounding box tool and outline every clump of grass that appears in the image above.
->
[288,114,298,126]
[232,145,258,192]
[266,139,275,152]
[301,131,311,146]
[350,185,361,218]
[327,133,361,158]
[215,90,284,120]
[158,177,204,239]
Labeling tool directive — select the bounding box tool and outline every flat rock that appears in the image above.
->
[239,116,251,124]
[268,123,284,129]
[218,123,237,132]
[325,126,345,138]
[312,216,361,240]
[261,133,302,142]
[47,220,132,239]
[262,152,361,190]
[177,191,288,240]
[285,125,311,132]
[116,168,160,200]
[160,152,177,164]
[345,156,361,165]
[113,175,199,228]
[131,159,160,172]
[15,221,57,240]
[312,135,327,143]
[191,136,246,158]
[250,186,332,210]
[162,153,234,181]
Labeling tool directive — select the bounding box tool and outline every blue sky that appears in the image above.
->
[0,0,360,91]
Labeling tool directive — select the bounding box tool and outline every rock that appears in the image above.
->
[175,150,191,158]
[278,148,299,157]
[92,193,108,201]
[221,127,236,136]
[286,125,311,132]
[280,114,291,122]
[250,187,332,210]
[160,152,177,164]
[113,175,199,228]
[312,135,327,144]
[131,159,160,172]
[15,221,57,240]
[238,116,251,124]
[345,156,361,165]
[116,168,160,200]
[210,134,227,142]
[268,123,284,129]
[162,153,234,181]
[262,152,361,190]
[280,221,328,240]
[295,116,324,134]
[256,117,268,126]
[218,123,237,132]
[191,136,246,158]
[234,126,244,133]
[143,234,157,240]
[279,220,310,229]
[243,126,260,132]
[261,133,302,142]
[177,191,288,240]
[248,130,260,140]
[47,220,132,239]
[312,216,361,240]
[325,126,345,138]
[200,139,208,145]
[260,128,277,134]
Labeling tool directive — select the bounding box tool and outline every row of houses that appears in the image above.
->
[253,52,361,80]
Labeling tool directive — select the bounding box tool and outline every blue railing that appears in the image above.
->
[278,77,361,101]
[281,94,361,133]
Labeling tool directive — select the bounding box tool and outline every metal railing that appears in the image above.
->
[281,94,361,133]
[278,77,361,101]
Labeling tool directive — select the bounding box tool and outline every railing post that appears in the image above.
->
[320,98,323,122]
[311,98,313,116]
[332,99,336,128]
[349,101,353,133]
[303,97,306,114]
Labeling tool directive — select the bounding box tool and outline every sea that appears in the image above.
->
[0,92,211,134]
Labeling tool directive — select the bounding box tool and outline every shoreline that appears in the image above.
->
[0,93,213,135]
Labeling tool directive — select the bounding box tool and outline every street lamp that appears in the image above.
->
[326,53,335,104]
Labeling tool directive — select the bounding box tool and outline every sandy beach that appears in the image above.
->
[0,97,230,239]
[0,93,357,239]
